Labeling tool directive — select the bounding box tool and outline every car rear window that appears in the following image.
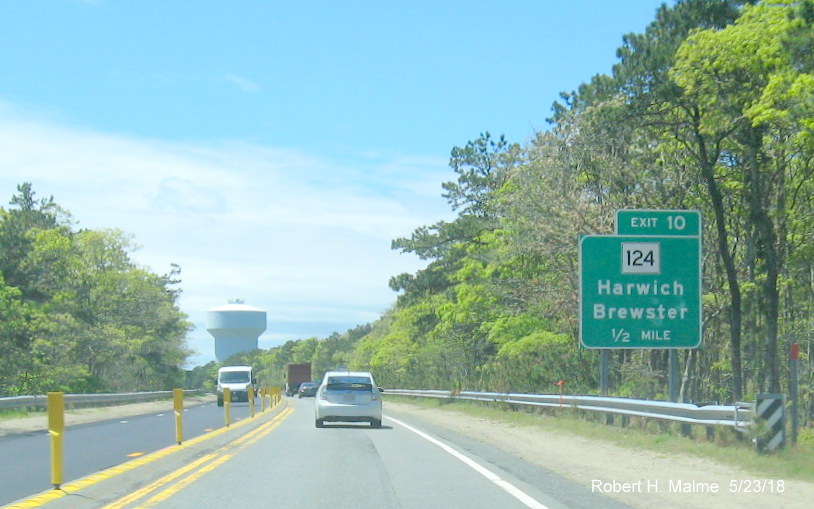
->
[326,376,373,391]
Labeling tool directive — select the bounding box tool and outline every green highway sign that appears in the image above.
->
[579,234,702,349]
[616,209,700,237]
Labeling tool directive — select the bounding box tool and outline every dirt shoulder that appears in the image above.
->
[0,395,215,437]
[384,400,813,509]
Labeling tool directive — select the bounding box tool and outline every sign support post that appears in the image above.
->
[790,343,800,446]
[668,350,680,403]
[599,350,609,396]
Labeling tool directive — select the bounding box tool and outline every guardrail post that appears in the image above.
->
[223,388,231,427]
[173,389,183,445]
[48,392,64,489]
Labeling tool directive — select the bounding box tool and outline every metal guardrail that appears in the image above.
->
[3,388,753,431]
[385,389,753,431]
[0,390,203,411]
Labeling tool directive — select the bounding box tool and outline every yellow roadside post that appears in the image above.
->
[47,392,64,489]
[248,386,255,417]
[173,389,184,445]
[223,387,231,427]
[260,387,267,412]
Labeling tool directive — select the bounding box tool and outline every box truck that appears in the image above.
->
[285,363,312,396]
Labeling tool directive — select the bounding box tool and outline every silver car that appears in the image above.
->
[314,371,383,428]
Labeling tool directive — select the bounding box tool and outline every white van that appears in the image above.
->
[217,365,256,406]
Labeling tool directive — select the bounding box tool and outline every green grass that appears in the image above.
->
[0,408,34,420]
[385,395,814,482]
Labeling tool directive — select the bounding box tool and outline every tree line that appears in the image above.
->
[234,1,813,424]
[0,183,191,395]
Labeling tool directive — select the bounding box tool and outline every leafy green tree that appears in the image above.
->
[0,275,30,395]
[671,0,804,393]
[0,183,70,301]
[185,361,219,392]
[443,132,522,219]
[0,184,191,394]
[391,132,521,301]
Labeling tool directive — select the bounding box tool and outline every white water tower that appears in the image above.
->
[206,299,267,362]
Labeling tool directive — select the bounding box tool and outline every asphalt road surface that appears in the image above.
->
[10,397,634,509]
[0,399,256,506]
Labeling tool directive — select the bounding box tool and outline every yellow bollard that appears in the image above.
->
[223,388,231,427]
[48,392,64,489]
[248,386,255,418]
[260,388,267,412]
[173,389,183,445]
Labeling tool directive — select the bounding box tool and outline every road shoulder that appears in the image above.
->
[0,396,216,437]
[384,400,812,509]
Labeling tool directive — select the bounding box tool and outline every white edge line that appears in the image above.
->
[387,416,550,509]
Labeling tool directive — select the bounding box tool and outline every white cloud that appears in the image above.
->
[225,74,260,92]
[151,177,228,214]
[0,104,454,366]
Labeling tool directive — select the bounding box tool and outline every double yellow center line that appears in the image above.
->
[103,406,293,509]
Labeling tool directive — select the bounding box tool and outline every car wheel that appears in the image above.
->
[371,419,381,429]
[315,419,325,428]
[217,396,223,407]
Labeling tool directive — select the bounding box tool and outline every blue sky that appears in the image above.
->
[0,0,669,366]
